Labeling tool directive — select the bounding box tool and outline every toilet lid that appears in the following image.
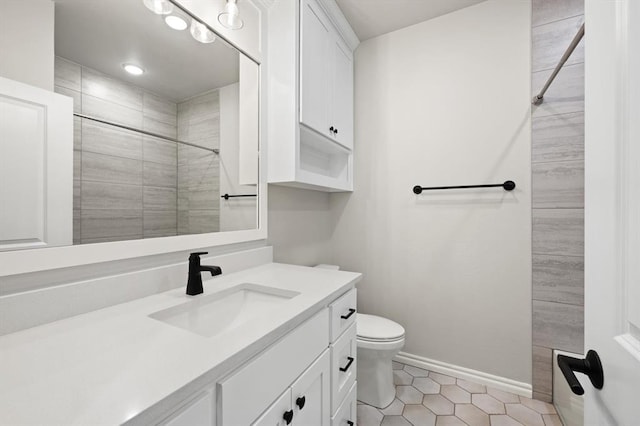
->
[357,313,405,341]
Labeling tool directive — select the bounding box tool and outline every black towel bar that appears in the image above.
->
[413,180,515,194]
[221,193,257,200]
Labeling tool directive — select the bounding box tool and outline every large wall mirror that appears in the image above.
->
[0,0,265,276]
[0,0,262,263]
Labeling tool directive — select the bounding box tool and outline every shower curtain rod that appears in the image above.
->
[73,113,220,155]
[532,22,585,105]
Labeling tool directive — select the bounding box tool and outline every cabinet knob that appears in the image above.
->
[296,396,306,410]
[347,422,354,426]
[329,126,335,133]
[283,410,294,425]
[334,128,338,135]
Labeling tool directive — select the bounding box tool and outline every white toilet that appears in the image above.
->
[356,313,405,408]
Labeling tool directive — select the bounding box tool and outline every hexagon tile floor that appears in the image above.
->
[356,361,563,426]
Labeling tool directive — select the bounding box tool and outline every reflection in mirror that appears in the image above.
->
[4,0,259,249]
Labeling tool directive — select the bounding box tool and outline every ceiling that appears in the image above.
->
[335,0,487,41]
[54,0,240,102]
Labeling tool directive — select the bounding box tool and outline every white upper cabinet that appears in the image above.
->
[300,0,354,150]
[330,38,354,149]
[267,0,359,192]
[300,0,331,136]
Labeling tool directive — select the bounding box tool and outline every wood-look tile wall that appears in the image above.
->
[54,56,221,243]
[177,91,221,235]
[531,0,584,402]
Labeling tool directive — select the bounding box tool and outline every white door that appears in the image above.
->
[0,76,73,251]
[584,0,640,423]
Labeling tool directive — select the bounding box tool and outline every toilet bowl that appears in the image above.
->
[356,313,405,408]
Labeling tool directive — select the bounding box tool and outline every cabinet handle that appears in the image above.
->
[283,410,294,425]
[296,396,306,410]
[341,308,356,320]
[347,422,354,426]
[339,356,355,372]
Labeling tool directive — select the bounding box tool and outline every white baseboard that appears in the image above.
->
[395,351,533,398]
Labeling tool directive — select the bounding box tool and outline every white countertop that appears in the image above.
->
[0,263,361,425]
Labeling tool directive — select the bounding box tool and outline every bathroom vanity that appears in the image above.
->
[0,263,360,425]
[0,1,360,423]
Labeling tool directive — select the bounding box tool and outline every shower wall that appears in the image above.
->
[177,90,221,235]
[530,0,585,402]
[54,56,220,243]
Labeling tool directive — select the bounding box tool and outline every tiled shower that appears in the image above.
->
[530,0,585,403]
[54,57,221,244]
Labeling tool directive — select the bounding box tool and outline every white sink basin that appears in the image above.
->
[149,283,300,338]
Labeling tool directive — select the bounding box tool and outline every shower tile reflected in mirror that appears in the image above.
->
[177,90,222,235]
[55,51,253,244]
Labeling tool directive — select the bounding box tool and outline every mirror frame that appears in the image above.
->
[0,0,268,277]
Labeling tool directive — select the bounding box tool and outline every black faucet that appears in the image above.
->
[186,252,222,296]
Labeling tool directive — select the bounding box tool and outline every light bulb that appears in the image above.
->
[123,64,145,76]
[218,0,244,30]
[190,19,216,43]
[165,15,188,31]
[142,0,173,15]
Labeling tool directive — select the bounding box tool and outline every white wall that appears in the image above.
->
[0,0,54,91]
[220,82,257,231]
[329,0,532,383]
[268,186,333,266]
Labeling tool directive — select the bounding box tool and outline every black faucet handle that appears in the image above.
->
[190,251,208,257]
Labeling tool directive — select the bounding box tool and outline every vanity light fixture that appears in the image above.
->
[142,0,173,15]
[190,19,216,43]
[165,15,188,31]
[123,64,145,76]
[218,0,244,30]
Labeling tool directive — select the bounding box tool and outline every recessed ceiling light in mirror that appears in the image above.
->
[123,64,145,75]
[165,15,187,31]
[142,0,173,15]
[218,0,244,30]
[190,20,216,43]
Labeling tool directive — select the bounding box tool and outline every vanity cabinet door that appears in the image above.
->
[291,350,331,426]
[252,389,292,426]
[299,0,331,136]
[218,309,329,425]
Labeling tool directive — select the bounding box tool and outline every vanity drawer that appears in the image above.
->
[330,289,357,342]
[331,381,356,426]
[330,322,357,414]
[218,309,329,426]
